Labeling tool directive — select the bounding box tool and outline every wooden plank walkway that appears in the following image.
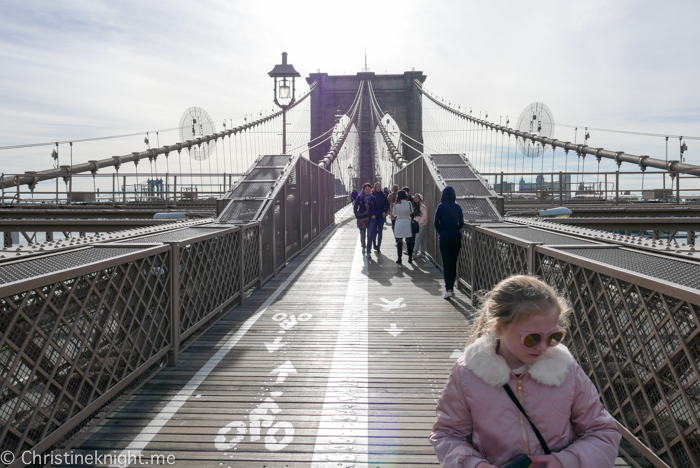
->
[64,209,632,467]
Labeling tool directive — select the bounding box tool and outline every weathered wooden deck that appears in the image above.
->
[65,209,632,467]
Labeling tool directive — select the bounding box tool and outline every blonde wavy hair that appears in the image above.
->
[468,275,570,344]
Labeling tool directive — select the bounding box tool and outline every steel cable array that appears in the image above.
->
[1,83,317,191]
[367,81,408,169]
[415,80,700,177]
[317,81,364,170]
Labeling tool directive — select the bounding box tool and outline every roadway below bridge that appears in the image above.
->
[60,208,633,468]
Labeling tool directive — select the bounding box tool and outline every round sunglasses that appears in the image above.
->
[513,327,567,348]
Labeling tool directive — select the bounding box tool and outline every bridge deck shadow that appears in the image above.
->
[60,210,633,467]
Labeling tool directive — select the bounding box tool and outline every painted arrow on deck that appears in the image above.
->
[270,361,297,383]
[264,336,286,352]
[373,297,406,311]
[384,323,403,337]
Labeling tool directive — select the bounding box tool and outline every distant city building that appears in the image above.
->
[518,174,572,197]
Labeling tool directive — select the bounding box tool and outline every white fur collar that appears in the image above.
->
[463,334,574,387]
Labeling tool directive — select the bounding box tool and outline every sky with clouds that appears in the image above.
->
[1,0,698,191]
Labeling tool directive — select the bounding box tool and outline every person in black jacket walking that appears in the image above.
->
[354,183,377,258]
[370,182,389,253]
[434,186,464,299]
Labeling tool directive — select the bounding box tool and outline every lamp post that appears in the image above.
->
[268,52,300,154]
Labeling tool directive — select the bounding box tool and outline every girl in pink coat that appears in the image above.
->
[431,275,621,468]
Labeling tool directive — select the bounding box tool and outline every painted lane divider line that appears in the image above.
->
[311,236,368,468]
[114,221,343,463]
[384,323,403,337]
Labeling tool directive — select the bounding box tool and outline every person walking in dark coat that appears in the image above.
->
[354,183,377,259]
[434,186,464,299]
[370,182,389,253]
[350,190,359,203]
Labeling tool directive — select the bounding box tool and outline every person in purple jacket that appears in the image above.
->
[431,275,621,468]
[434,186,464,299]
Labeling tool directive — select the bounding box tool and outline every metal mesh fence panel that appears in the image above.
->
[242,224,261,288]
[431,154,464,165]
[177,230,241,336]
[246,167,284,181]
[121,227,229,244]
[275,192,286,272]
[437,166,476,179]
[536,250,700,468]
[472,230,529,295]
[218,200,264,223]
[285,164,301,259]
[447,180,492,197]
[0,248,171,460]
[487,227,597,246]
[0,248,143,285]
[257,155,290,167]
[230,182,273,199]
[555,247,700,290]
[456,199,501,223]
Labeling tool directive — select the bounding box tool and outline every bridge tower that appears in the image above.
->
[307,71,427,188]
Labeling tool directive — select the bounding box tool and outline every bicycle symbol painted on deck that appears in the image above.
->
[215,393,295,452]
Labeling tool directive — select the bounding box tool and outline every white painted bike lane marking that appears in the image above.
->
[115,223,342,462]
[311,236,368,468]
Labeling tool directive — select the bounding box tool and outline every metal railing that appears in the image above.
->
[0,151,350,464]
[0,220,262,467]
[395,154,700,468]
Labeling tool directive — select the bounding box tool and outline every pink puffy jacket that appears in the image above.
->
[431,335,621,468]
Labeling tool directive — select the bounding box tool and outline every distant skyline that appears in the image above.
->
[1,0,699,180]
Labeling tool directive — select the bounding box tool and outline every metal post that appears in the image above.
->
[615,171,620,206]
[165,173,169,204]
[499,172,504,196]
[56,176,59,205]
[68,173,72,205]
[112,173,116,204]
[258,223,264,288]
[239,227,246,305]
[282,108,287,154]
[548,172,552,205]
[167,245,180,366]
[174,175,178,202]
[559,171,563,204]
[122,175,126,205]
[676,172,680,204]
[604,173,608,201]
[527,244,537,275]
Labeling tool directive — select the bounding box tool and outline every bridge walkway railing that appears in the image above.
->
[396,153,699,468]
[35,209,634,467]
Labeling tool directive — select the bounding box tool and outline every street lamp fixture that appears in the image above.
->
[268,52,301,154]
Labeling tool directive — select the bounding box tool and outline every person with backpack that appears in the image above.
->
[370,182,389,254]
[434,186,464,299]
[430,275,621,468]
[353,183,377,258]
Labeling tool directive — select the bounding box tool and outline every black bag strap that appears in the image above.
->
[503,384,551,455]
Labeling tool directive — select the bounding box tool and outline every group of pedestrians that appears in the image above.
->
[352,183,390,257]
[353,182,462,299]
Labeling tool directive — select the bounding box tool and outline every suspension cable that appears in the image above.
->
[414,80,700,177]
